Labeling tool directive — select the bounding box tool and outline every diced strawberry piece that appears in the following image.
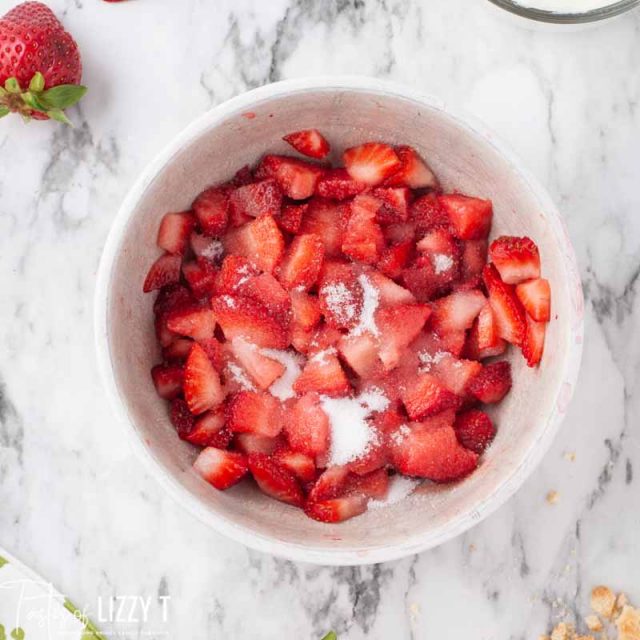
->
[211,295,289,349]
[290,290,321,331]
[155,313,177,348]
[182,258,217,299]
[384,221,416,244]
[315,168,367,200]
[342,194,385,264]
[162,338,194,363]
[193,448,248,490]
[278,233,325,291]
[346,423,388,475]
[430,353,482,396]
[343,142,401,186]
[234,433,282,456]
[366,270,415,306]
[371,187,411,224]
[438,194,493,240]
[242,272,291,320]
[464,304,507,360]
[345,468,390,499]
[192,185,230,236]
[290,324,314,354]
[467,361,512,404]
[227,390,283,437]
[232,165,254,186]
[230,338,285,390]
[273,449,317,482]
[228,204,252,228]
[389,415,478,481]
[293,350,350,397]
[304,495,368,523]
[516,278,551,322]
[157,211,196,255]
[166,306,217,341]
[143,253,182,292]
[183,343,225,414]
[338,333,380,378]
[229,179,283,220]
[483,264,527,346]
[378,240,413,278]
[400,258,442,302]
[410,193,449,233]
[183,407,233,448]
[307,324,343,355]
[299,199,349,257]
[461,239,488,285]
[276,202,307,234]
[285,392,330,456]
[308,466,350,501]
[213,255,260,295]
[151,364,183,399]
[489,236,541,284]
[522,316,546,367]
[430,289,486,336]
[384,145,438,189]
[255,154,324,200]
[375,304,431,370]
[223,214,284,273]
[169,398,195,437]
[317,262,363,330]
[400,373,461,420]
[198,337,225,371]
[153,283,194,315]
[248,453,304,507]
[283,128,330,159]
[454,409,496,454]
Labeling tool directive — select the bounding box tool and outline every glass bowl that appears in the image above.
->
[487,0,640,23]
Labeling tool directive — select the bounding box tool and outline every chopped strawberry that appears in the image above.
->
[230,338,285,390]
[241,272,291,320]
[307,324,343,355]
[489,236,541,284]
[483,264,527,346]
[183,407,233,449]
[290,324,314,354]
[255,154,324,200]
[378,240,413,278]
[234,432,282,455]
[192,185,230,236]
[389,415,478,481]
[232,165,254,186]
[162,338,194,363]
[454,409,495,454]
[223,214,284,273]
[276,202,307,235]
[299,199,349,257]
[346,425,388,476]
[345,468,390,499]
[213,255,260,295]
[166,306,217,342]
[273,449,317,482]
[153,283,194,315]
[375,304,431,370]
[283,128,330,159]
[182,258,217,299]
[338,333,380,378]
[169,398,195,437]
[516,278,551,322]
[317,262,363,330]
[400,257,442,302]
[308,466,350,501]
[315,168,366,200]
[343,142,401,186]
[193,448,248,490]
[366,270,415,306]
[461,239,488,285]
[464,304,507,360]
[277,233,325,291]
[384,221,416,244]
[521,316,546,367]
[198,337,225,371]
[155,313,177,348]
[212,295,289,349]
[305,495,368,523]
[467,361,512,404]
[410,193,449,233]
[342,195,385,264]
[183,343,225,414]
[157,211,196,255]
[439,194,492,240]
[430,353,482,396]
[384,145,438,190]
[430,289,486,336]
[227,390,283,437]
[293,349,350,397]
[151,364,183,399]
[285,392,331,456]
[229,179,283,220]
[248,453,304,507]
[290,290,321,331]
[143,253,182,292]
[371,187,411,224]
[400,373,461,420]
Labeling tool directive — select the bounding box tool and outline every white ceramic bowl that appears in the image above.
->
[95,77,583,566]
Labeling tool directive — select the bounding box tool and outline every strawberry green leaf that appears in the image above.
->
[38,84,87,110]
[321,633,337,640]
[21,91,47,113]
[48,109,73,126]
[29,72,45,93]
[5,78,21,94]
[0,106,9,119]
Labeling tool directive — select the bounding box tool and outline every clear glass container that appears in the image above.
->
[487,0,640,23]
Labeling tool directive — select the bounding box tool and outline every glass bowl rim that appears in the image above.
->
[487,0,640,23]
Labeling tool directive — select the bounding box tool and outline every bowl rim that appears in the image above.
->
[486,0,640,23]
[94,75,584,566]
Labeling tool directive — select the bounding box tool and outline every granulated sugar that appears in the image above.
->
[369,476,421,509]
[390,424,411,446]
[418,350,447,372]
[350,274,380,337]
[220,295,236,309]
[321,388,390,466]
[261,348,304,401]
[433,253,454,275]
[320,282,357,326]
[200,239,224,262]
[225,362,255,391]
[309,347,336,365]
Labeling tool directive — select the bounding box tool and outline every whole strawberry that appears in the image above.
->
[0,1,86,124]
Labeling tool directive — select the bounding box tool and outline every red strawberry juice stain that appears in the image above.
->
[241,112,256,120]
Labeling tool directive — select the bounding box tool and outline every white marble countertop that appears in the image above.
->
[0,0,639,638]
